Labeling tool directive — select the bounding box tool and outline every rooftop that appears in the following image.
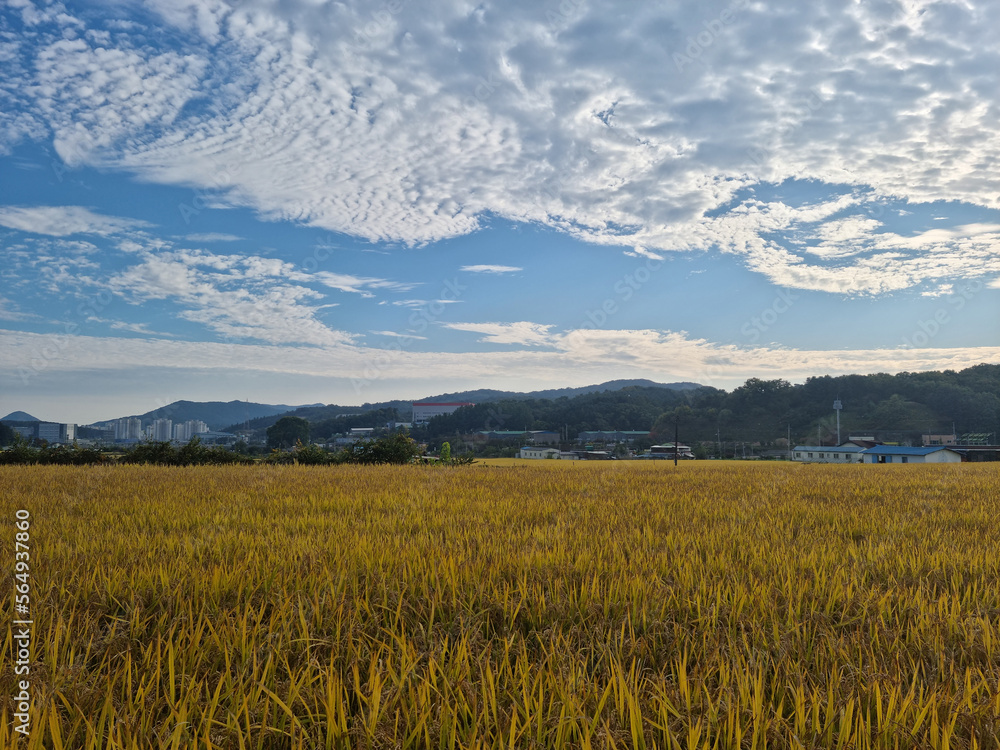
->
[862,446,961,456]
[793,445,865,453]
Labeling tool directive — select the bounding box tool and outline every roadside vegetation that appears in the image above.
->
[0,433,426,467]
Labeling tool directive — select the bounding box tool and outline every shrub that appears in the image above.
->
[343,432,420,465]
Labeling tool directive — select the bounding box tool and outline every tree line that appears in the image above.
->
[0,433,426,466]
[416,365,1000,446]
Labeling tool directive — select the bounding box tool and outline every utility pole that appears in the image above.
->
[674,422,679,467]
[787,424,791,461]
[833,399,842,445]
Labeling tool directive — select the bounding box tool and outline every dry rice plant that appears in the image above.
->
[1,462,999,748]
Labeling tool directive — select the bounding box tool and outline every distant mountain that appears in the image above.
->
[226,380,705,433]
[1,411,41,422]
[100,400,323,431]
[224,403,410,433]
[419,379,702,404]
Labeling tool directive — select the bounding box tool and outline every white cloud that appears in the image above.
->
[0,205,150,236]
[696,197,1000,295]
[460,264,523,274]
[103,246,413,346]
[0,296,31,321]
[4,1,1000,295]
[370,330,427,340]
[445,321,554,346]
[391,299,462,308]
[87,317,177,336]
[2,327,996,392]
[32,36,205,167]
[183,233,244,242]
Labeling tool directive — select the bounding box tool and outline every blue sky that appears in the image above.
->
[1,0,999,424]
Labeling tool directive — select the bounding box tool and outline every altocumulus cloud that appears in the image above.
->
[3,0,1000,296]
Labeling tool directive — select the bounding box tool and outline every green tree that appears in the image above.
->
[121,440,177,465]
[345,432,420,465]
[440,441,451,462]
[291,441,335,465]
[267,416,310,449]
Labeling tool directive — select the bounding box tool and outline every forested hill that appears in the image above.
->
[107,400,321,431]
[223,379,698,433]
[422,379,701,403]
[420,365,1000,445]
[225,365,1000,445]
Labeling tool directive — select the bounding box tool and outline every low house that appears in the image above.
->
[861,446,962,464]
[922,434,957,446]
[194,430,237,446]
[411,402,475,424]
[953,446,1000,462]
[792,445,864,463]
[519,447,560,459]
[839,439,880,450]
[648,444,695,459]
[578,450,613,460]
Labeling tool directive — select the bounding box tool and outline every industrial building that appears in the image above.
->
[411,402,475,423]
[861,446,963,464]
[792,445,865,463]
[2,420,76,444]
[519,447,560,459]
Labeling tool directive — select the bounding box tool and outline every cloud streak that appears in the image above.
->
[460,265,523,274]
[102,244,418,346]
[5,327,998,391]
[0,205,151,236]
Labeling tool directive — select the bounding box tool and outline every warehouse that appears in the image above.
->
[791,445,864,463]
[861,446,962,464]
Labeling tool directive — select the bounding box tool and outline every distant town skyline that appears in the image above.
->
[2,1,999,424]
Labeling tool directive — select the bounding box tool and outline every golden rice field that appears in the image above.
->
[2,462,999,749]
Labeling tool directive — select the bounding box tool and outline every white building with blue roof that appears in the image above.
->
[860,446,962,464]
